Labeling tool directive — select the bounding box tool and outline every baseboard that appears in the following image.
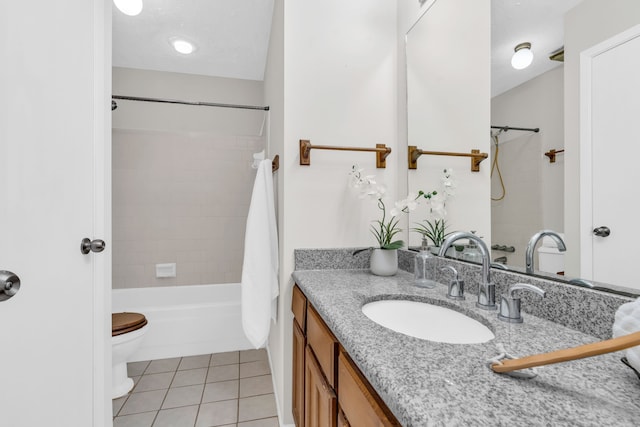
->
[266,346,295,427]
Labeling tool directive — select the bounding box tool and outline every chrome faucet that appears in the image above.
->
[439,231,496,310]
[525,230,566,274]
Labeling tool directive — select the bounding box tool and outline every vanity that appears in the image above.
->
[291,249,640,426]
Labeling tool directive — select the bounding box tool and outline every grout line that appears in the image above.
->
[118,352,272,426]
[236,374,241,425]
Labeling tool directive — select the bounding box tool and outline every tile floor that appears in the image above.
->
[113,349,279,427]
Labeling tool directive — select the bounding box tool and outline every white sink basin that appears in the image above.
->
[362,300,495,344]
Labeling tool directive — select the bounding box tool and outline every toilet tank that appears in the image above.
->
[537,234,565,275]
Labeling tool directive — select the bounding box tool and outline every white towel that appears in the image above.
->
[612,297,640,372]
[241,159,279,348]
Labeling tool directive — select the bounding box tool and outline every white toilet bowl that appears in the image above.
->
[112,312,149,399]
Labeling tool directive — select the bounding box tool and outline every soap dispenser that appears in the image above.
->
[414,238,437,288]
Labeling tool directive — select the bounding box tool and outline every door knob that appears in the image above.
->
[0,270,21,301]
[593,226,611,237]
[81,238,106,254]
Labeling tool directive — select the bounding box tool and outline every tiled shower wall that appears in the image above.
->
[112,129,265,289]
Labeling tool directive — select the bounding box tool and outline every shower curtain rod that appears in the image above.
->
[111,95,270,111]
[491,125,539,133]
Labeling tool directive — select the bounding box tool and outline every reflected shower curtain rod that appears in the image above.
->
[111,95,270,111]
[491,125,540,133]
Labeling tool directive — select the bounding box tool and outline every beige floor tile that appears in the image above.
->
[162,384,205,409]
[238,417,279,427]
[238,394,277,422]
[196,400,238,427]
[112,395,128,417]
[146,357,181,374]
[119,389,166,415]
[240,349,268,363]
[239,375,273,398]
[179,354,211,370]
[207,364,239,383]
[210,351,240,366]
[113,411,157,427]
[153,405,199,427]
[127,360,150,377]
[202,380,239,403]
[171,368,208,388]
[133,372,174,393]
[239,361,270,379]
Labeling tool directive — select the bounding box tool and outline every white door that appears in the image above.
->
[0,1,110,426]
[581,25,640,291]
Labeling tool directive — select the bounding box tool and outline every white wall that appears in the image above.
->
[112,67,265,135]
[263,1,491,423]
[491,66,564,268]
[262,0,286,422]
[564,0,640,275]
[265,1,398,424]
[112,68,266,289]
[405,0,491,247]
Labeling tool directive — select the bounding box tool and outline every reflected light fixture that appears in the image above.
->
[511,42,533,70]
[172,39,195,55]
[113,0,143,16]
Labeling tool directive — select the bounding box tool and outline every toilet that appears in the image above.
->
[112,312,149,399]
[537,233,565,275]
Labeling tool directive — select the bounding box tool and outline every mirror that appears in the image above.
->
[406,0,640,297]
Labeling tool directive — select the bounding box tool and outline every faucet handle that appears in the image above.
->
[441,266,465,300]
[498,283,546,323]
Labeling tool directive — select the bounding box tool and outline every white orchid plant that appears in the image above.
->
[349,165,436,250]
[412,168,456,247]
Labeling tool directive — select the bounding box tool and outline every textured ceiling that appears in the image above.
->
[491,0,583,97]
[112,0,275,81]
[113,0,583,92]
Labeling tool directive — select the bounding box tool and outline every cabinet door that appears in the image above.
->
[292,285,308,331]
[293,320,306,427]
[338,350,400,427]
[305,346,337,427]
[307,306,338,389]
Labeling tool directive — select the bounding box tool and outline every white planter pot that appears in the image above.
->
[370,249,398,276]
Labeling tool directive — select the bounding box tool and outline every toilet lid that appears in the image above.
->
[112,312,147,337]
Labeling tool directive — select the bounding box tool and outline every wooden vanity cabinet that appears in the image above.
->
[337,349,400,427]
[292,286,307,427]
[292,284,400,427]
[305,345,338,427]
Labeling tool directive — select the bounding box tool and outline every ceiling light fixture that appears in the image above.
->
[511,42,533,70]
[172,39,196,55]
[113,0,143,17]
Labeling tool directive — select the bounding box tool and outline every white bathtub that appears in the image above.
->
[112,283,254,362]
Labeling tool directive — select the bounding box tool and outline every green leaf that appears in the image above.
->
[382,240,404,250]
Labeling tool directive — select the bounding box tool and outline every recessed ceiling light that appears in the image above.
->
[113,0,143,17]
[172,39,196,55]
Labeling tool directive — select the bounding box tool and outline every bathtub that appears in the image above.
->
[112,283,254,362]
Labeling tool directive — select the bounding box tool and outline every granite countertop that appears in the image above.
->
[292,269,640,427]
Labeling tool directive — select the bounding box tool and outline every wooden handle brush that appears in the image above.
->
[491,330,640,373]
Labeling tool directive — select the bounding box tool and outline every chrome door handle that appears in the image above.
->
[81,238,106,254]
[0,270,21,301]
[593,226,611,237]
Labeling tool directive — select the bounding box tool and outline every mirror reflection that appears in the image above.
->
[406,0,640,297]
